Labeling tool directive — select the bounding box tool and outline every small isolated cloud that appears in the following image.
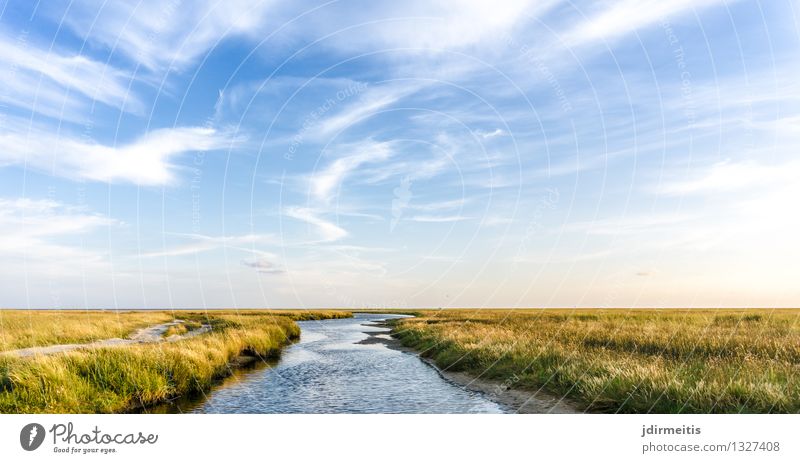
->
[477,128,507,139]
[241,258,284,274]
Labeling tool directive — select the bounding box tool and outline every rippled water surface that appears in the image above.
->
[174,313,506,413]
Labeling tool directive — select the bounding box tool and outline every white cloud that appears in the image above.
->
[0,198,115,239]
[285,207,348,242]
[58,0,275,71]
[656,160,800,197]
[410,215,473,223]
[561,0,732,49]
[310,140,395,202]
[141,233,277,258]
[410,198,468,211]
[56,0,546,71]
[478,128,507,139]
[0,124,240,185]
[297,0,547,52]
[313,83,419,139]
[357,132,464,186]
[0,198,117,275]
[0,31,141,117]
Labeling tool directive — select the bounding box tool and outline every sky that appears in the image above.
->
[0,0,798,309]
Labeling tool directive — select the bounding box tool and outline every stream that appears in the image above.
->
[157,313,506,413]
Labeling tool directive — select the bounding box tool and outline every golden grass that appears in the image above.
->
[0,310,351,413]
[392,309,800,413]
[162,324,188,337]
[0,310,174,350]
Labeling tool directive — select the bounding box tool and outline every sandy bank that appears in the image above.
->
[2,320,212,358]
[359,321,583,414]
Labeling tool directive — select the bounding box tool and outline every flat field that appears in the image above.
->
[3,308,797,413]
[392,309,800,413]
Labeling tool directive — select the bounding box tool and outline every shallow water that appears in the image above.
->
[166,313,506,413]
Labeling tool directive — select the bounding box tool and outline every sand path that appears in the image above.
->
[2,320,212,358]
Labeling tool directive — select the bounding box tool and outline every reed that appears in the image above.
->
[392,309,800,413]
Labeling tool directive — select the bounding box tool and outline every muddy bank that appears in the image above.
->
[359,320,582,414]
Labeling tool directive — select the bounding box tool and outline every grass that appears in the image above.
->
[0,310,351,413]
[5,308,796,413]
[162,320,204,338]
[0,310,174,350]
[391,309,800,413]
[162,324,189,337]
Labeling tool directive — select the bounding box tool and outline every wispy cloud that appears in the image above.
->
[656,160,800,197]
[290,0,549,52]
[409,215,473,223]
[410,198,469,211]
[0,123,240,185]
[309,140,395,202]
[57,0,275,72]
[0,31,141,118]
[357,132,466,186]
[563,213,692,236]
[561,0,733,49]
[0,198,116,238]
[0,197,117,275]
[284,207,348,242]
[141,233,276,258]
[312,82,422,140]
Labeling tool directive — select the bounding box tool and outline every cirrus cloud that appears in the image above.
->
[0,123,241,186]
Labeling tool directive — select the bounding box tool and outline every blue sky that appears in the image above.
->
[1,0,798,308]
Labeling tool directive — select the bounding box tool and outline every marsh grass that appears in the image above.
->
[0,311,174,350]
[0,310,350,413]
[162,319,205,338]
[162,324,188,337]
[392,309,800,413]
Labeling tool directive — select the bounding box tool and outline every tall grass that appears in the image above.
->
[392,309,800,413]
[0,310,350,413]
[0,310,174,350]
